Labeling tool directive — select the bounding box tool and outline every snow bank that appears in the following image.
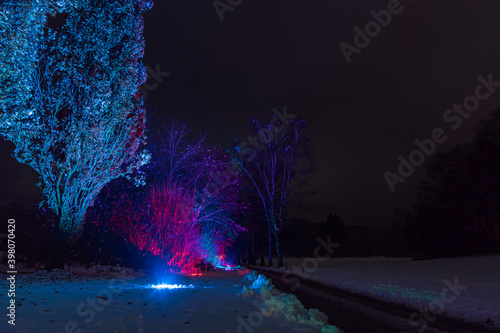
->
[240,271,342,333]
[250,273,272,289]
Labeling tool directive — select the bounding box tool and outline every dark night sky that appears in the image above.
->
[2,1,500,227]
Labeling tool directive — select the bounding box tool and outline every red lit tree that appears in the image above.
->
[111,120,245,270]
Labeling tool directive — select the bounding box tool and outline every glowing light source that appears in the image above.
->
[150,284,195,290]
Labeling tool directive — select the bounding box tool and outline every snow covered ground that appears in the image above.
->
[255,255,500,332]
[0,264,341,332]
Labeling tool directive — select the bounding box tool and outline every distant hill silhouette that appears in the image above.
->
[279,216,393,258]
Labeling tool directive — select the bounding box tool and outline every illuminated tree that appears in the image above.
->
[0,1,152,267]
[110,120,245,271]
[0,1,64,121]
[232,116,315,267]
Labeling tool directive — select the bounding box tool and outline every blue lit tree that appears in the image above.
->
[0,1,153,267]
[0,1,63,121]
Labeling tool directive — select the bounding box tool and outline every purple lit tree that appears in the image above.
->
[0,1,153,267]
[232,116,315,267]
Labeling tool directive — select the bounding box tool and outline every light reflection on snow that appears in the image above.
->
[110,283,215,290]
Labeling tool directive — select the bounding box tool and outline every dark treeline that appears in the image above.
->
[242,108,500,263]
[410,107,500,257]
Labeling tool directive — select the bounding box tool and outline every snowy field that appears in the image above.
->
[0,265,340,332]
[255,255,500,331]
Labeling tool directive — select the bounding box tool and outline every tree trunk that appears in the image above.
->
[274,232,283,267]
[260,236,265,266]
[268,228,273,267]
[46,222,68,270]
[250,230,256,265]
